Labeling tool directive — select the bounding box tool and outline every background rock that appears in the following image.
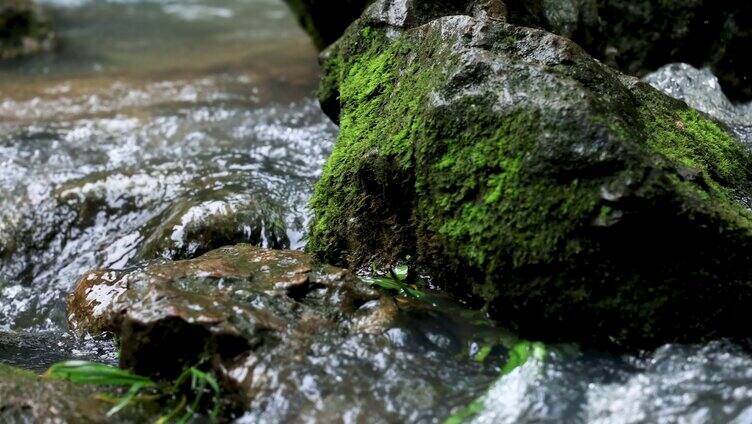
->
[285,0,750,100]
[283,0,373,49]
[0,0,54,60]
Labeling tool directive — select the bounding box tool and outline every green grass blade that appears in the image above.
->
[45,361,156,387]
[107,383,144,417]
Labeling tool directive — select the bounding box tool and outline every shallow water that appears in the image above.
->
[1,2,752,423]
[0,0,333,335]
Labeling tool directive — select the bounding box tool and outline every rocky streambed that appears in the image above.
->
[1,0,752,423]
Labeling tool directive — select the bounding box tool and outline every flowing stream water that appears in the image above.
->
[1,1,752,422]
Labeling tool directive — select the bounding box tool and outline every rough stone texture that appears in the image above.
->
[287,0,750,100]
[308,4,752,349]
[0,0,54,60]
[69,245,398,401]
[0,363,158,423]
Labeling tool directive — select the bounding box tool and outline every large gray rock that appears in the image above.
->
[308,1,752,349]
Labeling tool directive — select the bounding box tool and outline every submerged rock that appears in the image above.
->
[308,4,752,349]
[0,362,158,423]
[0,0,54,60]
[138,193,289,261]
[68,245,502,420]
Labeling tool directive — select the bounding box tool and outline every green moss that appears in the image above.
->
[643,109,747,186]
[635,91,752,231]
[308,26,442,264]
[425,111,601,271]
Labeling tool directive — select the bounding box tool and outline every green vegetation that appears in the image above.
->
[45,361,220,423]
[308,27,438,267]
[363,265,435,302]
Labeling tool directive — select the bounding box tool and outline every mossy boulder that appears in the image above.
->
[308,6,752,349]
[0,0,54,60]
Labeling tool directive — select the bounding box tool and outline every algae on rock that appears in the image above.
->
[308,4,752,349]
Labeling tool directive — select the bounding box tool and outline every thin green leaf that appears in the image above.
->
[393,265,409,281]
[443,399,484,424]
[155,396,187,424]
[500,341,546,375]
[107,382,144,417]
[474,345,493,362]
[45,361,155,387]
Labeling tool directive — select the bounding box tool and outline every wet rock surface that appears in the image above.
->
[287,0,750,100]
[0,0,54,60]
[69,245,500,420]
[0,362,158,423]
[138,192,289,261]
[309,3,752,349]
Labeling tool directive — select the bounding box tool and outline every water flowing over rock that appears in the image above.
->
[645,63,752,146]
[0,0,54,60]
[69,245,501,420]
[309,3,752,349]
[460,341,752,423]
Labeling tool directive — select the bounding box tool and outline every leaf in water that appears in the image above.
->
[443,399,484,424]
[364,266,433,302]
[474,345,493,362]
[444,340,547,423]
